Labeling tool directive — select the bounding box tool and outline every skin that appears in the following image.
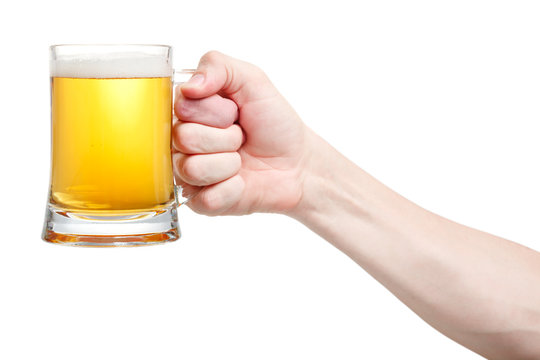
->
[173,50,540,359]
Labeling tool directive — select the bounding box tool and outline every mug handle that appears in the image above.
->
[173,69,196,206]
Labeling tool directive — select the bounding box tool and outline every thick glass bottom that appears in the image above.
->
[42,203,180,247]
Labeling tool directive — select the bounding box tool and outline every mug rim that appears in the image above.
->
[50,44,172,51]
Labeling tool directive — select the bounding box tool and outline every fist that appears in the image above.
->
[173,51,310,216]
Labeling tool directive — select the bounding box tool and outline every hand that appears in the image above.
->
[174,52,540,359]
[173,51,313,215]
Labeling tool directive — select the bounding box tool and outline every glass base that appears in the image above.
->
[42,203,180,247]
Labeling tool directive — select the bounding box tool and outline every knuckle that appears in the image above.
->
[244,62,267,81]
[177,124,200,153]
[230,152,242,171]
[175,98,196,119]
[230,125,243,150]
[172,122,182,150]
[201,50,224,65]
[223,99,239,125]
[199,190,223,214]
[181,156,203,183]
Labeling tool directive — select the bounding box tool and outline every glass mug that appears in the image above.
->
[42,44,194,246]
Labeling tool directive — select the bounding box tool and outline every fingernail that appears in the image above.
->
[185,73,204,87]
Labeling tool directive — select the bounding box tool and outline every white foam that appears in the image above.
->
[51,53,172,78]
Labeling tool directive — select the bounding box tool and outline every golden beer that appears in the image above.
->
[50,77,174,213]
[43,44,184,246]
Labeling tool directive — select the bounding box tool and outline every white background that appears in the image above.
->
[1,1,539,359]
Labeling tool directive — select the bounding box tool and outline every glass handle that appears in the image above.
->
[173,69,196,120]
[173,69,196,207]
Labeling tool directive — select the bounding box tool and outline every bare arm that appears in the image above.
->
[174,51,540,359]
[292,131,540,359]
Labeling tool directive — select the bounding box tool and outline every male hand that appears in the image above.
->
[173,51,313,215]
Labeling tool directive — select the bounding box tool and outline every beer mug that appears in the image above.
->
[42,44,194,246]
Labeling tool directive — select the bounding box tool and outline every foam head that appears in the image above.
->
[50,46,173,78]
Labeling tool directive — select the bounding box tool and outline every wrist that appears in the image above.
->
[288,129,415,251]
[288,129,371,229]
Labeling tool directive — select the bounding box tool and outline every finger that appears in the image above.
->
[175,179,202,201]
[181,50,279,105]
[187,174,245,216]
[173,122,243,155]
[174,91,238,128]
[173,152,241,187]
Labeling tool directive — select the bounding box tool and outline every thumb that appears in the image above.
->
[181,51,278,105]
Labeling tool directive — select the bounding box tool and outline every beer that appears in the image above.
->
[50,76,174,213]
[43,44,185,246]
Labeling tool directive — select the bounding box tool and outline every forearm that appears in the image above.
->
[291,130,540,359]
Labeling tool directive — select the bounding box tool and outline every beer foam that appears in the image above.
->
[51,54,173,78]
